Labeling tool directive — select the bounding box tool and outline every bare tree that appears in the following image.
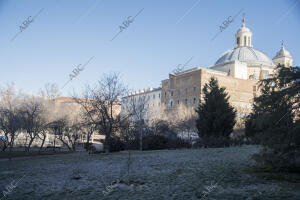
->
[37,100,55,152]
[48,118,66,151]
[37,129,47,152]
[0,84,22,159]
[57,110,83,151]
[39,84,67,151]
[81,116,97,150]
[20,95,47,152]
[74,73,126,153]
[39,83,60,100]
[125,93,149,150]
[172,104,197,141]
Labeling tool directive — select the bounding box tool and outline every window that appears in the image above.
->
[170,101,173,107]
[253,86,257,97]
[193,98,196,104]
[171,91,173,96]
[237,37,240,45]
[244,36,246,46]
[193,87,196,94]
[177,100,179,105]
[164,92,167,98]
[248,37,250,46]
[185,99,188,105]
[159,93,161,98]
[185,88,188,95]
[178,90,180,96]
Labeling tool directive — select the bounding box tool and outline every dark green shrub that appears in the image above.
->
[193,136,230,148]
[109,137,125,152]
[167,137,191,149]
[142,135,168,150]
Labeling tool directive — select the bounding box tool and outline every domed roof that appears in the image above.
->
[236,26,251,34]
[273,42,292,59]
[236,23,251,35]
[214,47,274,66]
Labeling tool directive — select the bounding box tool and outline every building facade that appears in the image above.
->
[121,88,162,123]
[121,17,294,122]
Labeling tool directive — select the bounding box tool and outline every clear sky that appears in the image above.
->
[0,0,299,96]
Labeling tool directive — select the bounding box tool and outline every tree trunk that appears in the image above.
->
[53,133,56,152]
[8,137,15,161]
[39,135,46,154]
[58,137,71,151]
[26,138,34,152]
[86,133,91,151]
[1,140,7,151]
[104,133,110,153]
[1,145,7,151]
[139,124,143,151]
[24,136,28,151]
[71,140,76,151]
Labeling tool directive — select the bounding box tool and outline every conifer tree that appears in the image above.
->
[245,64,300,169]
[195,77,236,146]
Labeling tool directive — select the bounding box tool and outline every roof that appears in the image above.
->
[214,47,274,67]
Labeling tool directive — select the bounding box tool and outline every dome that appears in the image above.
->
[236,25,251,34]
[273,42,292,59]
[214,47,274,66]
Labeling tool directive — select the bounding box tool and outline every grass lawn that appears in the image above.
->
[0,145,299,200]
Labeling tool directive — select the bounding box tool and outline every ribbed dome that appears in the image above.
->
[273,42,292,59]
[215,47,274,66]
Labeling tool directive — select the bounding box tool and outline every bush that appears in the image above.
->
[109,137,125,152]
[142,135,191,150]
[142,135,168,150]
[167,137,191,149]
[193,136,230,148]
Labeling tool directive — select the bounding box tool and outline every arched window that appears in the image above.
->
[170,101,173,107]
[237,37,240,46]
[244,36,247,46]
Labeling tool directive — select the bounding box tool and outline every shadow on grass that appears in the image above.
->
[246,165,300,183]
[0,150,74,159]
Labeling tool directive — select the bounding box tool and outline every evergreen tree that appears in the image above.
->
[245,64,300,170]
[195,77,236,146]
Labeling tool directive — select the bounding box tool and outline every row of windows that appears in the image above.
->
[164,87,197,98]
[236,36,251,46]
[168,97,199,107]
[123,93,161,103]
[122,102,161,110]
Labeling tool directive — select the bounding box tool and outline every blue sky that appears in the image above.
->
[0,0,299,96]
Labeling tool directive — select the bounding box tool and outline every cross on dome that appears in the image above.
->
[242,13,246,25]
